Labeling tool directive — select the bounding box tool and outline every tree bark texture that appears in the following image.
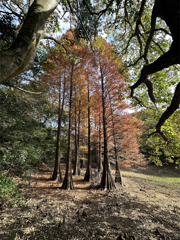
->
[51,79,65,181]
[98,111,103,172]
[84,78,92,181]
[61,64,74,190]
[94,124,98,167]
[109,95,123,185]
[0,0,60,84]
[100,63,116,190]
[73,99,81,176]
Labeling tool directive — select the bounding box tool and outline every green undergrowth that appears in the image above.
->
[0,174,25,207]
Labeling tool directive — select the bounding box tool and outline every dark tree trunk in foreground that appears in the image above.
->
[84,78,92,181]
[61,64,74,190]
[73,100,81,176]
[100,64,116,190]
[98,111,103,172]
[51,79,66,181]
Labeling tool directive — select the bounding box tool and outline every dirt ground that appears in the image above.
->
[0,164,180,240]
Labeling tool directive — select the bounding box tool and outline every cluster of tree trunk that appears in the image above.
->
[1,0,179,190]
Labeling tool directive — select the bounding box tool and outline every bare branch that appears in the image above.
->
[2,1,22,19]
[14,86,43,95]
[135,0,147,56]
[148,130,169,142]
[126,55,144,68]
[121,33,135,54]
[143,1,157,60]
[124,0,130,25]
[43,36,70,57]
[82,0,114,19]
[20,78,50,87]
[145,28,172,36]
[130,91,156,110]
[152,40,165,54]
[66,0,74,14]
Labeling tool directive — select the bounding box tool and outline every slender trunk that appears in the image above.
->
[51,81,63,181]
[96,124,99,167]
[94,120,98,167]
[74,99,78,169]
[76,100,81,174]
[100,63,116,190]
[73,99,81,175]
[109,96,123,185]
[51,77,66,181]
[84,78,92,181]
[61,64,74,190]
[80,135,86,168]
[98,111,103,172]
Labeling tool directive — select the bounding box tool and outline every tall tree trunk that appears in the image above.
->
[73,99,81,175]
[80,135,86,168]
[98,111,103,172]
[51,78,66,181]
[74,99,78,171]
[51,82,62,181]
[100,64,116,190]
[94,120,98,167]
[84,78,92,181]
[109,96,123,185]
[96,124,99,168]
[61,64,74,190]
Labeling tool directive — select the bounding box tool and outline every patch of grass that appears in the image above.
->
[122,171,180,184]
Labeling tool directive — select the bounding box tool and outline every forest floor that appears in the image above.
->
[0,164,180,240]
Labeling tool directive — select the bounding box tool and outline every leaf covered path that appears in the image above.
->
[1,165,180,240]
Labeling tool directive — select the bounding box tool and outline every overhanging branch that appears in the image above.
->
[0,0,60,84]
[14,86,43,95]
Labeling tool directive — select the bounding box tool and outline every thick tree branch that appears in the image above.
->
[0,0,60,84]
[130,0,180,141]
[43,36,70,57]
[144,79,156,103]
[130,41,180,92]
[130,42,179,141]
[156,82,180,131]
